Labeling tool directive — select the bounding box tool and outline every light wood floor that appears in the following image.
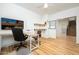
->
[32,36,79,55]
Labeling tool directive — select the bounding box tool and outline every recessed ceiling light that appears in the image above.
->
[44,3,48,8]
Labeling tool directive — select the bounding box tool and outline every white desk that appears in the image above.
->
[0,30,39,54]
[0,30,12,36]
[0,30,37,36]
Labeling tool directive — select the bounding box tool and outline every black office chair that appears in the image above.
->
[12,28,28,51]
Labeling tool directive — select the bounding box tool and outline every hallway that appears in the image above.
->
[32,36,79,55]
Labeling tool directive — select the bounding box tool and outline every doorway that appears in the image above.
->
[56,16,76,38]
[67,20,76,36]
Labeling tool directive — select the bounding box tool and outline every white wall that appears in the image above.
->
[0,3,41,54]
[0,17,1,52]
[1,3,41,31]
[49,7,79,20]
[47,6,79,43]
[41,14,56,38]
[42,29,56,38]
[76,16,79,44]
[42,6,79,41]
[56,19,69,38]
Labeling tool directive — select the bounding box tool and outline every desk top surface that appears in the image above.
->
[0,30,38,36]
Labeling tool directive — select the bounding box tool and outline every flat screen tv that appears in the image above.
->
[1,17,24,30]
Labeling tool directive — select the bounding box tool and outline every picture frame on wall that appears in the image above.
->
[48,20,56,29]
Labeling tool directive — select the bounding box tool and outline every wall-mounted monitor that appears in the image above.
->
[1,17,24,30]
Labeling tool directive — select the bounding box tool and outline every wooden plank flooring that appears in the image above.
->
[32,36,79,55]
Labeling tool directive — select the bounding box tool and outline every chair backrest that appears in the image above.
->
[12,28,26,41]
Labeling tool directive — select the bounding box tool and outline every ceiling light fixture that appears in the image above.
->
[44,3,48,8]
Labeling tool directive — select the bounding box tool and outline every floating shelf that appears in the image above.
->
[34,28,46,30]
[34,24,46,26]
[34,22,47,26]
[34,22,47,30]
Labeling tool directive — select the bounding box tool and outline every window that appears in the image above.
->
[48,20,56,29]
